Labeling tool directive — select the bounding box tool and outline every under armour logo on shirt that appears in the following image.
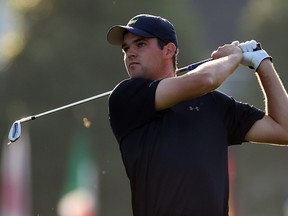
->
[189,106,200,111]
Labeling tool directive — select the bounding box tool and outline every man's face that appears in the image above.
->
[122,32,166,79]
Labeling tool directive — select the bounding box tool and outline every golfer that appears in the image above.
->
[107,14,288,216]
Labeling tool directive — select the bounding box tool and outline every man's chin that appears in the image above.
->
[128,70,143,78]
[130,73,143,78]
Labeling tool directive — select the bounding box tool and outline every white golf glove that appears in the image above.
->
[239,40,272,70]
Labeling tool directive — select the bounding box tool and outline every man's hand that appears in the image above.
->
[211,41,242,62]
[239,40,272,71]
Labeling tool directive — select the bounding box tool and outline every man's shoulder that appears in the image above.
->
[112,78,160,96]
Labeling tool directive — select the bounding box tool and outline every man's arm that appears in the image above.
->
[155,42,242,110]
[245,59,288,145]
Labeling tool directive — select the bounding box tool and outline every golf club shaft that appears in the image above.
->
[17,58,213,124]
[14,42,262,124]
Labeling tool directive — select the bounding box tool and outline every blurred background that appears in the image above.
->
[0,0,288,215]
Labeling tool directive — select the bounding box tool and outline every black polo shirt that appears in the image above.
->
[109,78,265,216]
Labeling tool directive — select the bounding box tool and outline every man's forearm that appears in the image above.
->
[256,59,288,126]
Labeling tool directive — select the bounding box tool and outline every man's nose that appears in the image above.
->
[126,46,137,58]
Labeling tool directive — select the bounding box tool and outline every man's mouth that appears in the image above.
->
[129,62,140,68]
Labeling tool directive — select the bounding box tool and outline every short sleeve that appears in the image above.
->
[212,91,265,145]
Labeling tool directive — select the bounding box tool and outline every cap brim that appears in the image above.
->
[107,25,155,46]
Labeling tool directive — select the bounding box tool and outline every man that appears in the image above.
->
[106,14,288,216]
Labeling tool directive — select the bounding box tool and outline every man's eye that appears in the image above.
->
[138,42,145,47]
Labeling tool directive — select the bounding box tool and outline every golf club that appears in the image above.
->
[7,43,262,143]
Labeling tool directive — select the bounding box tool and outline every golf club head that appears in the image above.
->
[8,120,21,143]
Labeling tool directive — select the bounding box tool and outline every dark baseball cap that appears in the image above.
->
[107,14,178,48]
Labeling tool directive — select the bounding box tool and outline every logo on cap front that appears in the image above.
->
[128,18,138,26]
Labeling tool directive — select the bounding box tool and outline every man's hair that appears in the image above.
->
[157,38,178,71]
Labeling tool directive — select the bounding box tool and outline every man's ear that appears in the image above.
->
[163,42,177,59]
